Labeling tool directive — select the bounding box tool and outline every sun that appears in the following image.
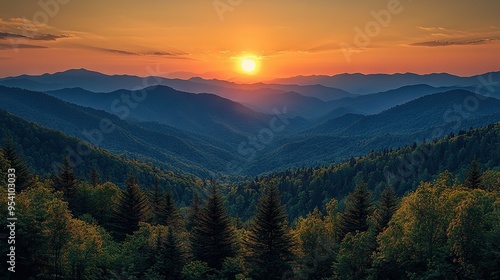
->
[241,58,257,73]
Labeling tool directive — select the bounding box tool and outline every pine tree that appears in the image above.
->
[150,177,163,225]
[148,228,186,280]
[89,165,100,187]
[159,191,184,230]
[375,186,398,232]
[191,183,236,269]
[247,185,294,280]
[464,160,483,189]
[186,192,201,232]
[2,139,34,191]
[111,173,151,240]
[339,182,373,239]
[53,157,78,205]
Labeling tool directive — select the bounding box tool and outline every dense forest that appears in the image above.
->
[1,122,499,279]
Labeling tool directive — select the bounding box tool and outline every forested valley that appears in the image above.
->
[1,122,499,280]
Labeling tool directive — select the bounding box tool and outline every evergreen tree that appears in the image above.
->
[2,139,34,191]
[186,192,201,232]
[111,173,151,240]
[53,157,79,214]
[191,183,236,269]
[89,165,100,187]
[464,160,482,189]
[54,157,78,198]
[375,186,399,232]
[339,182,373,239]
[247,185,294,280]
[150,177,163,225]
[159,191,184,230]
[148,228,186,280]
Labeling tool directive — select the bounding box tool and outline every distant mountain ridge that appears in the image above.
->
[270,71,500,94]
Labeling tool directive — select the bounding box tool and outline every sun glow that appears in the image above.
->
[241,58,257,74]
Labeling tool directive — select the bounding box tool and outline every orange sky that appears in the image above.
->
[1,0,499,81]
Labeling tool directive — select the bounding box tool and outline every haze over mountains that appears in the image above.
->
[1,69,500,176]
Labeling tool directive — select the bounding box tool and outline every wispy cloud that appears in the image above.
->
[97,47,140,56]
[410,38,498,47]
[0,31,70,41]
[0,43,47,50]
[85,45,192,59]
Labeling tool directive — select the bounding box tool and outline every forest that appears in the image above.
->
[1,123,499,279]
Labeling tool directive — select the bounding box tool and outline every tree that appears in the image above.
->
[159,191,184,230]
[147,228,186,280]
[186,192,202,232]
[191,183,236,270]
[53,157,78,200]
[180,261,214,280]
[464,160,482,189]
[89,165,100,187]
[294,207,337,280]
[65,219,106,280]
[111,173,151,240]
[53,157,79,214]
[246,185,294,280]
[2,139,34,191]
[333,230,376,280]
[374,185,399,232]
[150,177,163,225]
[339,182,373,239]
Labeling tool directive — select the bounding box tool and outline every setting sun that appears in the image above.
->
[241,58,257,74]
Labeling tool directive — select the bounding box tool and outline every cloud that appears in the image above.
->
[145,50,189,56]
[30,34,70,41]
[84,45,192,59]
[0,32,26,40]
[0,31,70,41]
[98,47,140,56]
[0,43,48,50]
[410,38,498,47]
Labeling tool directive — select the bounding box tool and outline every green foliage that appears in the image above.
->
[0,109,203,207]
[146,228,186,280]
[294,206,338,279]
[373,177,500,279]
[374,185,399,232]
[339,182,373,239]
[246,185,294,280]
[111,174,151,240]
[333,230,376,280]
[2,138,34,191]
[464,160,483,189]
[181,261,214,280]
[159,191,185,230]
[227,122,500,222]
[191,183,236,269]
[186,192,202,232]
[53,156,79,212]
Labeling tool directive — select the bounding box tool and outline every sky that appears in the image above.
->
[0,0,499,81]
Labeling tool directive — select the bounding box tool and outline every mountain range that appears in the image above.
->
[1,69,500,176]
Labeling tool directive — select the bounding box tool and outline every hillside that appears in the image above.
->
[0,109,201,204]
[226,121,500,220]
[242,90,500,174]
[0,86,247,176]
